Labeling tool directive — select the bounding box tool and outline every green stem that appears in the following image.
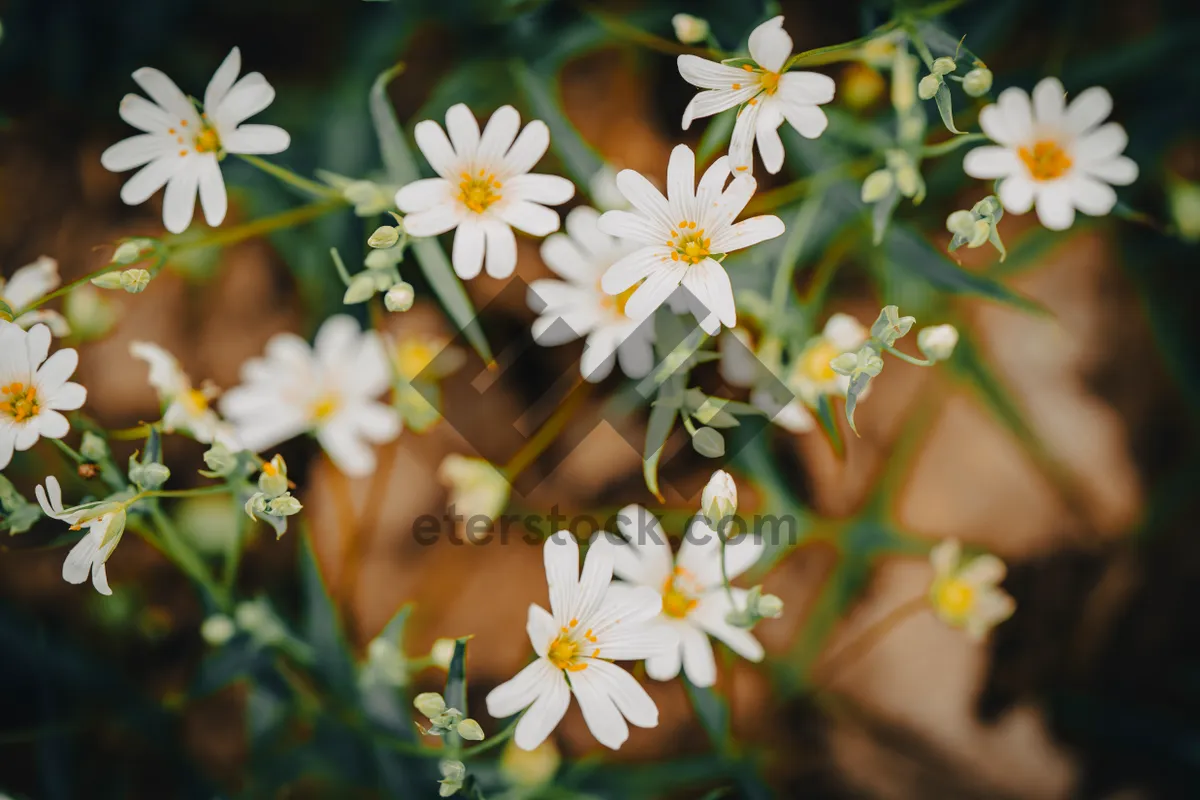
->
[882,343,934,367]
[920,132,987,158]
[49,437,85,465]
[579,3,724,59]
[235,154,341,199]
[329,247,354,287]
[147,501,229,608]
[169,199,345,253]
[461,718,518,759]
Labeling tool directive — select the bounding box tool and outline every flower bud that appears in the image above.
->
[431,638,457,670]
[946,209,976,238]
[90,271,125,290]
[431,709,463,730]
[691,427,725,458]
[112,241,144,265]
[80,431,109,463]
[918,73,941,101]
[414,692,447,719]
[755,593,784,619]
[962,67,993,97]
[829,352,859,377]
[344,180,393,217]
[203,443,239,477]
[893,164,922,198]
[931,56,957,76]
[368,225,401,249]
[438,760,466,797]
[701,470,737,530]
[671,13,709,44]
[201,614,236,646]
[861,169,894,203]
[258,454,289,498]
[120,268,151,294]
[364,247,402,271]
[267,495,302,517]
[130,460,170,490]
[385,282,415,312]
[870,305,916,346]
[973,195,1003,219]
[343,273,377,305]
[917,324,959,362]
[967,218,991,248]
[456,718,485,741]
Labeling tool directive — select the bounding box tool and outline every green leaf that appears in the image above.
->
[682,677,730,748]
[843,372,871,435]
[510,60,603,190]
[644,382,679,502]
[815,394,844,457]
[933,83,963,134]
[696,109,736,165]
[0,297,12,322]
[871,188,901,245]
[369,63,493,363]
[298,533,357,698]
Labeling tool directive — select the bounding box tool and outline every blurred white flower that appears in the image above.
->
[597,145,784,334]
[528,206,654,382]
[35,476,126,596]
[438,454,510,521]
[485,532,664,750]
[219,315,399,477]
[0,321,87,469]
[678,16,835,174]
[1,256,69,335]
[963,77,1137,230]
[395,104,575,280]
[671,13,709,45]
[130,342,239,447]
[101,46,291,234]
[928,539,1016,640]
[610,506,764,687]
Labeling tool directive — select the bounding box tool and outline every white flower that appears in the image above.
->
[928,539,1016,640]
[0,321,87,470]
[963,77,1137,231]
[1,256,69,335]
[671,13,710,45]
[35,476,126,596]
[438,454,510,522]
[678,16,835,174]
[597,145,784,334]
[395,104,576,280]
[610,506,764,688]
[484,532,665,751]
[917,324,959,362]
[528,207,655,382]
[700,469,737,528]
[130,342,239,447]
[101,47,291,234]
[219,315,400,477]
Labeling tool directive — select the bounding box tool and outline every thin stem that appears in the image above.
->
[815,596,927,686]
[502,380,590,480]
[920,132,988,158]
[170,199,345,253]
[147,501,229,609]
[579,3,723,59]
[49,437,85,465]
[330,247,354,287]
[883,343,934,367]
[461,718,518,759]
[235,154,341,199]
[17,264,127,315]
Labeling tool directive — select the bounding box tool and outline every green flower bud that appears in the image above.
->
[368,225,401,249]
[755,593,784,619]
[829,352,860,377]
[343,273,377,305]
[202,443,239,477]
[861,169,895,204]
[871,305,916,345]
[343,180,394,217]
[244,492,268,521]
[266,494,302,517]
[946,209,976,238]
[962,67,993,97]
[365,246,403,271]
[438,759,466,797]
[385,282,415,312]
[931,56,957,76]
[893,164,922,198]
[691,427,725,458]
[414,692,447,719]
[130,460,170,490]
[431,709,463,730]
[917,324,959,362]
[973,195,1003,219]
[80,431,109,463]
[90,271,125,290]
[201,614,236,646]
[258,455,289,498]
[456,718,485,741]
[701,470,737,531]
[112,241,144,265]
[120,268,151,294]
[967,218,991,248]
[918,73,942,101]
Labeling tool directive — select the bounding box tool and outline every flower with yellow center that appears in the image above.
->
[928,538,1016,640]
[529,206,657,382]
[609,503,766,688]
[0,321,86,470]
[102,46,291,234]
[396,103,576,281]
[964,76,1137,231]
[0,383,39,423]
[485,532,666,751]
[678,16,836,174]
[130,341,239,448]
[36,476,126,596]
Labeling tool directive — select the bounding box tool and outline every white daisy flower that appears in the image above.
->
[528,206,655,382]
[219,315,400,477]
[610,506,764,688]
[485,532,665,751]
[1,256,69,336]
[928,539,1016,640]
[395,104,576,280]
[678,16,836,174]
[101,46,291,235]
[0,320,87,470]
[130,342,239,447]
[35,476,127,596]
[962,77,1138,231]
[597,146,784,335]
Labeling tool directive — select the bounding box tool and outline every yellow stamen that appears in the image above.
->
[934,579,976,618]
[759,70,781,95]
[799,338,841,384]
[180,388,209,415]
[193,125,221,154]
[665,221,712,266]
[547,634,588,672]
[661,567,699,619]
[395,339,439,380]
[1018,140,1072,182]
[458,170,503,213]
[310,395,339,421]
[0,382,40,423]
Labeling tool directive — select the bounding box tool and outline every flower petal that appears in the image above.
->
[580,329,618,382]
[499,200,560,236]
[505,173,575,206]
[579,658,658,729]
[316,420,376,476]
[478,105,521,166]
[483,219,518,279]
[779,71,836,105]
[645,633,683,681]
[212,72,275,129]
[487,656,557,719]
[677,517,762,587]
[63,530,100,585]
[35,409,69,439]
[677,55,752,90]
[1031,77,1065,127]
[401,202,465,238]
[777,100,828,140]
[747,16,792,73]
[101,135,169,173]
[998,175,1035,214]
[452,216,486,280]
[681,259,736,329]
[25,323,50,368]
[1075,122,1129,165]
[1067,175,1117,216]
[755,118,785,174]
[1064,86,1112,134]
[679,623,717,687]
[681,88,756,130]
[162,161,201,234]
[959,553,1006,587]
[929,538,960,577]
[692,590,765,662]
[118,94,173,133]
[512,668,570,751]
[1081,155,1137,186]
[666,144,696,221]
[120,156,180,206]
[413,119,459,180]
[611,504,673,586]
[597,210,663,246]
[614,169,675,234]
[204,47,242,112]
[394,178,454,213]
[502,120,550,176]
[729,101,763,174]
[222,124,290,155]
[623,259,688,321]
[544,531,580,626]
[444,103,480,158]
[963,146,1020,180]
[709,214,784,254]
[527,604,557,658]
[569,664,629,749]
[132,67,195,119]
[197,157,228,228]
[1034,182,1076,230]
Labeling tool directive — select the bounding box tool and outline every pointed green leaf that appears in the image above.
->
[933,83,963,134]
[510,61,603,190]
[844,372,872,436]
[299,533,357,698]
[815,394,845,457]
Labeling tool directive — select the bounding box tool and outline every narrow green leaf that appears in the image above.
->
[0,297,12,322]
[444,637,470,715]
[844,372,871,435]
[299,533,357,698]
[682,677,730,748]
[815,394,845,457]
[369,63,493,363]
[933,83,963,134]
[644,384,679,502]
[871,188,900,245]
[510,60,603,190]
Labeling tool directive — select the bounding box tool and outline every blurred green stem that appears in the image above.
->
[235,154,342,199]
[579,3,723,59]
[170,199,346,253]
[461,718,517,759]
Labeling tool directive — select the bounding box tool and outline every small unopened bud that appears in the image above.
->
[691,427,725,458]
[861,169,894,203]
[962,67,993,97]
[343,273,377,305]
[120,268,151,294]
[918,73,942,101]
[755,593,784,619]
[431,709,463,729]
[917,324,959,362]
[91,271,125,290]
[365,247,402,271]
[438,760,466,797]
[130,461,170,490]
[974,195,1003,219]
[368,225,400,249]
[829,352,860,377]
[258,454,289,498]
[414,692,447,719]
[267,495,302,517]
[203,443,239,477]
[871,305,915,346]
[893,164,922,198]
[931,56,957,76]
[80,431,109,463]
[671,13,709,44]
[967,218,991,248]
[456,719,485,741]
[385,282,415,312]
[701,470,737,530]
[112,241,143,265]
[946,209,976,238]
[201,614,236,646]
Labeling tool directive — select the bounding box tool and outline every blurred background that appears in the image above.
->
[2,0,1200,797]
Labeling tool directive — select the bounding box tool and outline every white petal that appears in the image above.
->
[478,105,521,166]
[959,553,1007,587]
[600,246,672,293]
[979,88,1032,146]
[611,504,673,586]
[614,169,676,234]
[589,584,664,643]
[1064,86,1112,134]
[666,144,696,221]
[929,538,960,577]
[222,124,290,155]
[677,517,763,587]
[1031,77,1065,127]
[574,532,616,624]
[1035,182,1076,230]
[316,421,376,477]
[413,119,459,180]
[120,156,181,207]
[963,146,1020,179]
[101,135,168,173]
[580,658,658,728]
[63,531,100,585]
[679,624,717,687]
[212,72,275,129]
[623,260,688,321]
[755,118,785,174]
[2,257,59,310]
[14,421,39,451]
[502,120,551,176]
[91,561,113,595]
[777,100,828,140]
[729,101,762,174]
[712,175,757,229]
[564,205,614,257]
[486,657,557,719]
[681,88,756,130]
[162,162,201,234]
[569,665,629,749]
[1075,123,1129,165]
[778,71,836,105]
[118,94,173,134]
[596,210,663,246]
[444,103,480,158]
[132,67,195,119]
[512,669,570,751]
[35,475,64,517]
[394,178,454,213]
[402,203,465,238]
[544,531,580,626]
[998,176,1035,214]
[1068,176,1117,216]
[580,330,618,382]
[677,56,752,90]
[0,428,11,470]
[25,323,51,368]
[615,332,654,379]
[709,214,784,254]
[204,47,242,112]
[499,201,560,236]
[527,604,557,658]
[353,402,401,444]
[505,173,574,206]
[538,235,593,284]
[822,313,868,351]
[680,259,736,329]
[36,409,70,439]
[483,220,518,279]
[747,16,792,73]
[197,157,228,227]
[645,636,683,681]
[692,591,765,662]
[452,217,486,279]
[1082,155,1137,186]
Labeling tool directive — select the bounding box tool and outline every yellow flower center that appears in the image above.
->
[759,70,781,95]
[547,621,598,672]
[180,388,209,415]
[600,281,639,317]
[934,579,976,618]
[458,169,503,214]
[395,340,439,381]
[666,220,711,265]
[0,382,40,422]
[1018,140,1072,182]
[261,458,279,477]
[193,123,221,154]
[661,567,699,619]
[799,339,841,383]
[310,395,340,421]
